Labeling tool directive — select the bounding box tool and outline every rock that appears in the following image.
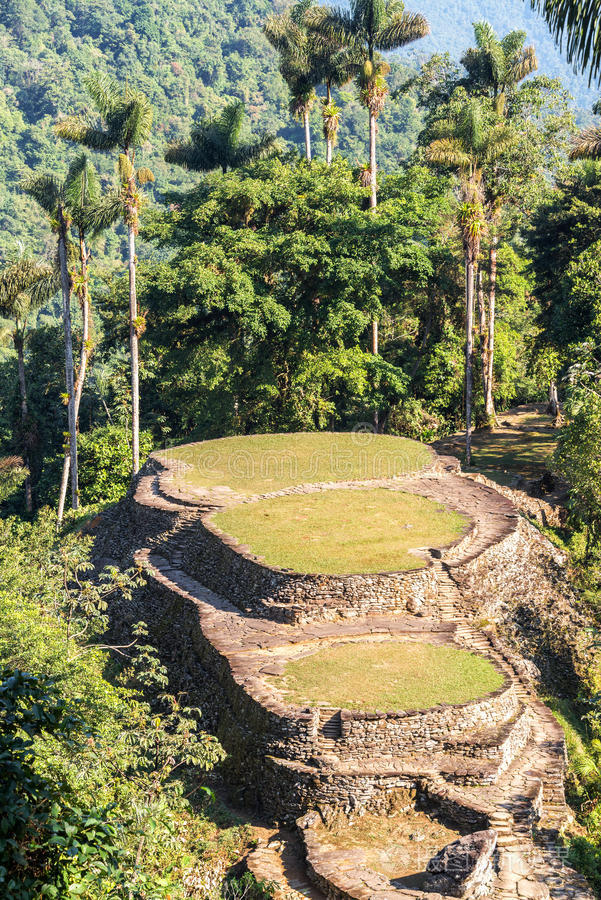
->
[425,829,497,898]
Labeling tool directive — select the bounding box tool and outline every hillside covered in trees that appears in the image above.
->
[4,0,601,896]
[0,0,423,258]
[0,0,596,260]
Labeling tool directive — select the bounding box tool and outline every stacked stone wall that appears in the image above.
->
[180,516,442,622]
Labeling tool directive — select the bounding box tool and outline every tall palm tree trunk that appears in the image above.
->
[303,109,312,162]
[57,209,79,512]
[465,255,475,466]
[368,102,379,429]
[369,112,377,209]
[476,268,489,400]
[14,328,33,513]
[485,236,497,422]
[128,222,140,476]
[325,84,333,166]
[57,232,91,524]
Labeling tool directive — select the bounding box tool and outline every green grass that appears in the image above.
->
[271,640,504,710]
[439,428,557,476]
[163,432,432,496]
[468,430,557,474]
[212,488,469,574]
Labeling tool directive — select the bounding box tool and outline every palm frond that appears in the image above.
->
[375,11,430,51]
[473,20,498,50]
[264,13,306,54]
[500,29,528,59]
[232,133,279,167]
[530,0,601,83]
[20,173,61,214]
[0,259,56,318]
[164,141,216,172]
[65,153,101,217]
[55,115,116,150]
[426,138,472,170]
[510,45,538,83]
[217,101,246,147]
[304,6,358,49]
[570,124,601,160]
[121,93,153,147]
[84,71,123,118]
[483,124,517,161]
[29,269,60,307]
[83,191,123,236]
[593,97,601,115]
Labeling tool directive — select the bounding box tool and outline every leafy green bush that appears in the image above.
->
[78,425,154,505]
[0,668,125,900]
[0,510,247,898]
[554,344,601,555]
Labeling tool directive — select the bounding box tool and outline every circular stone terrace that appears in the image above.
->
[151,432,520,623]
[117,433,593,900]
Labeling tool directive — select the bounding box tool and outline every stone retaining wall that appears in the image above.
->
[452,511,596,695]
[180,515,442,623]
[332,680,517,758]
[122,566,521,781]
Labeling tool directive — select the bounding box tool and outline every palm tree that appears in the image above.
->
[462,24,538,422]
[320,50,357,164]
[307,0,428,387]
[307,0,429,207]
[462,23,538,113]
[529,0,601,83]
[55,73,154,477]
[56,154,102,525]
[266,0,357,165]
[165,101,276,172]
[21,171,80,509]
[570,99,601,159]
[0,258,55,513]
[265,0,322,162]
[426,97,514,463]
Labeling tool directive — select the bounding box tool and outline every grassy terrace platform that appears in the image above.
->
[271,641,504,710]
[212,488,469,574]
[163,432,433,496]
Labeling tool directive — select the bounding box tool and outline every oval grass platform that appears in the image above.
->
[270,640,504,710]
[162,432,433,496]
[212,488,469,574]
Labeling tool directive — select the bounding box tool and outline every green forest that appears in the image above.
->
[3,0,601,896]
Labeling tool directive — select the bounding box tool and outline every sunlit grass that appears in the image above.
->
[212,488,469,574]
[163,432,433,496]
[271,640,504,709]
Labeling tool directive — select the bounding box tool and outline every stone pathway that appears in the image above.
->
[122,456,594,900]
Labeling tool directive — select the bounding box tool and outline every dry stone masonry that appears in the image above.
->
[93,444,597,900]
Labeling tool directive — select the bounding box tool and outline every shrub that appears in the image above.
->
[78,425,154,504]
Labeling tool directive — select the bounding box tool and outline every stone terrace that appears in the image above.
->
[96,447,595,900]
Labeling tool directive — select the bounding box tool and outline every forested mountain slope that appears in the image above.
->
[0,0,421,259]
[1,0,597,260]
